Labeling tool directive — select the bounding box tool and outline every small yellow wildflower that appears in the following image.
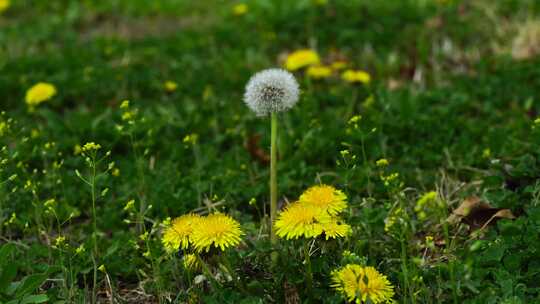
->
[331,264,394,304]
[285,49,320,71]
[25,82,57,109]
[414,191,442,220]
[76,244,86,255]
[0,121,8,137]
[54,236,66,248]
[299,184,348,215]
[164,80,178,92]
[73,144,82,155]
[123,199,135,211]
[342,70,371,84]
[98,265,106,273]
[482,148,491,159]
[162,214,202,252]
[376,158,389,167]
[306,65,332,79]
[232,3,248,16]
[183,254,202,271]
[191,213,244,252]
[81,142,101,152]
[331,61,347,70]
[0,0,10,14]
[120,100,130,109]
[4,212,16,226]
[183,133,198,146]
[112,168,120,177]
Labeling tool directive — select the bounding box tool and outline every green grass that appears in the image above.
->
[1,0,540,303]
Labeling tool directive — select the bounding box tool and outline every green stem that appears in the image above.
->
[303,241,313,295]
[270,113,278,263]
[90,158,98,304]
[196,254,220,290]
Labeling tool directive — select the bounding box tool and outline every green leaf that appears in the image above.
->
[0,264,17,294]
[20,294,49,304]
[0,244,16,266]
[14,274,47,298]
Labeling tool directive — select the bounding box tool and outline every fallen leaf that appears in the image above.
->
[447,196,516,230]
[245,134,271,165]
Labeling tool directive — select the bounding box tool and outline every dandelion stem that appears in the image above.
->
[270,113,278,246]
[303,241,313,295]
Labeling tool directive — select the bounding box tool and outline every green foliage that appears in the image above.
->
[1,0,540,303]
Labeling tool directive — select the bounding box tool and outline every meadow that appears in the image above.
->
[1,0,540,303]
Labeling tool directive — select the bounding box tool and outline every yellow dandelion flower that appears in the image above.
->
[233,3,248,16]
[331,60,348,70]
[274,202,330,240]
[191,213,243,252]
[299,184,348,215]
[285,49,320,71]
[306,65,333,79]
[162,214,201,252]
[331,264,395,304]
[183,254,202,271]
[25,82,57,108]
[164,80,178,92]
[320,218,352,240]
[342,70,371,84]
[0,0,10,14]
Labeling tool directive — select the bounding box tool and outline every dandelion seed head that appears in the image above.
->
[243,68,300,116]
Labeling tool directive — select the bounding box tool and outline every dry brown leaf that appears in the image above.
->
[245,134,271,165]
[447,196,516,230]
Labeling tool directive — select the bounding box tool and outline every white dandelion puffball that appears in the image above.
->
[243,68,300,116]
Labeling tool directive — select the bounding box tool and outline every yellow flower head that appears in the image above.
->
[191,213,243,252]
[299,184,348,215]
[164,80,178,92]
[25,82,57,108]
[274,202,329,240]
[331,60,348,70]
[306,65,333,79]
[342,70,371,84]
[233,3,248,16]
[331,264,395,304]
[285,49,320,71]
[162,214,201,252]
[81,142,101,152]
[183,253,202,271]
[0,0,10,14]
[320,218,352,240]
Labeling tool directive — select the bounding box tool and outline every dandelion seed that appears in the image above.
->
[331,264,395,304]
[284,49,320,71]
[190,213,243,253]
[244,68,300,116]
[25,82,57,109]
